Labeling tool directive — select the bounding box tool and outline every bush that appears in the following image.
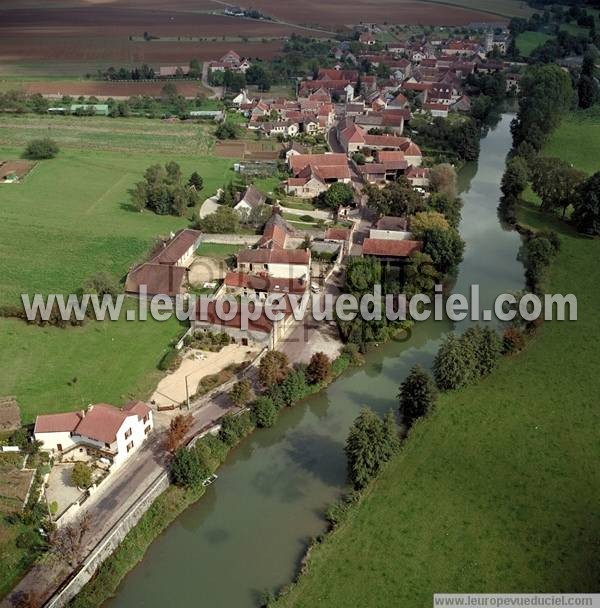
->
[503,326,525,354]
[158,348,180,371]
[218,412,254,446]
[306,352,332,385]
[268,368,310,408]
[298,214,315,222]
[251,397,278,428]
[228,379,253,407]
[24,138,59,159]
[71,462,93,489]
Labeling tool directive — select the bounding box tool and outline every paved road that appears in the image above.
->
[3,390,241,608]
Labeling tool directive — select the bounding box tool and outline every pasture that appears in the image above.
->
[0,116,235,420]
[274,113,600,607]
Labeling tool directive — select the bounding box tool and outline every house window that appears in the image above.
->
[143,414,149,424]
[126,441,134,452]
[124,428,132,439]
[145,426,151,435]
[105,442,110,448]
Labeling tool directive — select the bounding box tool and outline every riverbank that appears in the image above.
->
[90,114,526,608]
[61,350,358,608]
[270,120,600,606]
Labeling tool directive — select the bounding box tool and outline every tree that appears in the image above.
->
[252,396,278,428]
[410,211,450,237]
[345,408,397,490]
[258,350,289,386]
[512,64,573,151]
[215,122,240,140]
[427,192,462,229]
[164,413,193,452]
[429,163,457,199]
[197,205,240,233]
[24,138,59,160]
[365,178,425,217]
[306,352,332,385]
[573,171,600,235]
[71,462,92,489]
[83,271,119,298]
[398,365,437,427]
[218,412,253,446]
[269,368,309,407]
[188,171,204,191]
[421,227,465,275]
[131,162,198,216]
[433,332,476,391]
[320,182,354,212]
[461,325,502,378]
[578,51,599,109]
[403,251,438,297]
[170,446,210,487]
[449,118,480,161]
[229,379,253,406]
[529,156,585,217]
[50,512,92,567]
[501,156,529,199]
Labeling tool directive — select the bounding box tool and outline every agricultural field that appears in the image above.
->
[0,115,218,155]
[274,114,600,607]
[0,0,530,80]
[0,116,237,420]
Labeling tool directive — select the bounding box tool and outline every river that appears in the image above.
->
[105,114,524,608]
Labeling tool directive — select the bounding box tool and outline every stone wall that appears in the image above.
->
[45,472,170,608]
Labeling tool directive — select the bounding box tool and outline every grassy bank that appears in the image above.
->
[68,350,359,607]
[272,116,600,606]
[68,482,205,608]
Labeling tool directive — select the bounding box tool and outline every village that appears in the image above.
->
[1,21,520,521]
[0,17,543,607]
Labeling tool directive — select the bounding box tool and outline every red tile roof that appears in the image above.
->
[324,228,351,241]
[125,263,186,297]
[224,271,307,294]
[35,402,151,444]
[153,229,201,265]
[34,412,81,434]
[237,248,310,265]
[362,238,422,258]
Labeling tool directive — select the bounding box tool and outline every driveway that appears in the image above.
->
[46,464,84,517]
[150,345,257,409]
[199,193,221,219]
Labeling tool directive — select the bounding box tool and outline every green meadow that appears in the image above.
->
[0,116,235,420]
[274,113,600,607]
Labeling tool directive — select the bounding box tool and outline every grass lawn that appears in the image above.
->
[516,31,552,56]
[0,143,233,306]
[0,117,236,420]
[274,114,600,606]
[196,242,244,260]
[0,305,184,423]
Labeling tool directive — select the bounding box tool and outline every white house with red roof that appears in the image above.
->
[34,401,153,469]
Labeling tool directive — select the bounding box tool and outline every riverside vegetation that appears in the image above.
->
[270,61,600,608]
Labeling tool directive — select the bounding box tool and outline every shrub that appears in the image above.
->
[228,379,253,407]
[24,138,59,159]
[252,397,278,428]
[306,352,332,385]
[218,412,254,446]
[158,348,180,371]
[298,214,315,222]
[503,326,526,354]
[71,462,93,489]
[268,368,310,408]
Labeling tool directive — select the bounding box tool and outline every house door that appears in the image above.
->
[241,338,248,346]
[57,444,63,451]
